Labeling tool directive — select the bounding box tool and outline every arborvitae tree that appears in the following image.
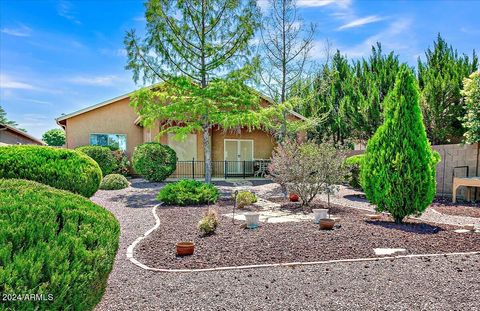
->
[418,34,478,144]
[461,71,480,144]
[361,65,439,223]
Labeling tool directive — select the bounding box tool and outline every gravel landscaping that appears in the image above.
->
[431,198,480,218]
[92,179,480,310]
[135,200,480,270]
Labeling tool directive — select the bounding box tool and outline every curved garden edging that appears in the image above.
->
[126,204,480,273]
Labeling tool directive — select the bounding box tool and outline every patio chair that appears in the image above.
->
[254,160,268,178]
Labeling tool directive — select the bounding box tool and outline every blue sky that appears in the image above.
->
[1,0,479,138]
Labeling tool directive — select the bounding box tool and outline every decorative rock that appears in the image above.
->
[366,214,382,220]
[374,248,406,256]
[463,224,475,231]
[454,229,472,233]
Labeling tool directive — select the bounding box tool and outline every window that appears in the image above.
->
[90,134,127,151]
[167,133,197,161]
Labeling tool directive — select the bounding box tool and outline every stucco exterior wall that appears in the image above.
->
[64,98,143,157]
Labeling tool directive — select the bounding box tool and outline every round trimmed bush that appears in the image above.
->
[0,179,120,311]
[236,191,257,208]
[132,142,177,182]
[100,174,129,190]
[157,179,220,206]
[0,145,102,197]
[76,145,118,176]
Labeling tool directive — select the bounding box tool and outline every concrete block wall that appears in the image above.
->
[432,143,479,199]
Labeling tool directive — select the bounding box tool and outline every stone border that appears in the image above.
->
[126,205,480,273]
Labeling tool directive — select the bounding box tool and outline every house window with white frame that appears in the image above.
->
[90,134,127,151]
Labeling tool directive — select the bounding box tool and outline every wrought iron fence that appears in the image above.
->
[169,159,270,179]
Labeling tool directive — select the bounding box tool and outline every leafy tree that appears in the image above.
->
[418,34,478,144]
[268,140,347,208]
[0,105,26,132]
[361,66,439,223]
[259,0,315,140]
[461,71,480,144]
[124,0,262,183]
[42,128,65,146]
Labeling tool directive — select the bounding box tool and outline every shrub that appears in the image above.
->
[344,154,365,189]
[361,66,439,223]
[111,150,130,176]
[42,128,65,146]
[269,141,347,207]
[236,191,257,208]
[157,179,220,206]
[0,179,119,311]
[0,145,101,197]
[100,174,129,190]
[197,208,219,235]
[132,142,177,182]
[461,71,480,144]
[76,145,118,176]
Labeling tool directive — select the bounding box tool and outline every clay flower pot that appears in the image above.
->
[244,212,260,229]
[176,242,195,256]
[289,193,299,202]
[319,218,335,230]
[312,208,328,224]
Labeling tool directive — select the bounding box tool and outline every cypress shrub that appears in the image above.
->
[157,179,219,206]
[132,142,177,182]
[361,66,440,223]
[76,146,118,176]
[0,145,102,197]
[0,179,119,311]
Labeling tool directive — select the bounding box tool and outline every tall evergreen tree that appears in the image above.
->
[461,71,480,144]
[418,34,478,144]
[361,66,439,223]
[124,0,261,183]
[353,43,400,141]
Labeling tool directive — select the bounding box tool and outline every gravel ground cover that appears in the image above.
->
[93,179,480,311]
[135,201,480,270]
[431,198,480,218]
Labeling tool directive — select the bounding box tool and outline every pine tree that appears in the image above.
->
[418,34,478,144]
[361,65,439,223]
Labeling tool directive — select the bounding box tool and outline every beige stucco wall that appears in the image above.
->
[64,98,143,157]
[0,129,43,145]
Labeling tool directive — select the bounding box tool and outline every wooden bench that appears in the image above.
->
[452,177,480,203]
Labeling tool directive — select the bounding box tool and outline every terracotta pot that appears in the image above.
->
[319,218,335,230]
[176,242,195,256]
[289,193,299,202]
[312,208,328,224]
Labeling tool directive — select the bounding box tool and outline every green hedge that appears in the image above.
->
[157,179,220,206]
[76,146,118,176]
[344,154,365,189]
[132,142,177,182]
[0,145,102,197]
[100,174,129,190]
[0,179,119,311]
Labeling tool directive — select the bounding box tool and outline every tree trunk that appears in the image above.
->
[202,126,212,184]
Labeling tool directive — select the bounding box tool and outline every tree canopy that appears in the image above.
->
[42,129,65,146]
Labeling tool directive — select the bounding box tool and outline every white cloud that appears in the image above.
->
[68,75,121,86]
[57,0,81,25]
[0,74,37,90]
[1,24,32,37]
[297,0,352,8]
[338,15,385,30]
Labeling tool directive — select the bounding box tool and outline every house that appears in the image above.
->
[0,123,45,146]
[56,88,306,178]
